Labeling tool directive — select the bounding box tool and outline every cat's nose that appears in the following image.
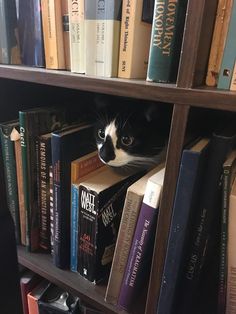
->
[99,137,115,162]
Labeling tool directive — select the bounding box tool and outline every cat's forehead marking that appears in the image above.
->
[105,120,117,147]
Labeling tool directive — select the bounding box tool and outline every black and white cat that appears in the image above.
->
[94,101,172,172]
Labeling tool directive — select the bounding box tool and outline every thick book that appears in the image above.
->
[41,0,66,69]
[68,0,85,73]
[19,107,66,251]
[85,0,122,77]
[118,0,154,79]
[218,149,236,314]
[0,0,21,64]
[51,124,94,269]
[78,167,142,283]
[206,0,233,87]
[17,0,45,67]
[27,280,49,314]
[0,120,21,244]
[175,123,236,314]
[157,138,210,314]
[61,0,71,70]
[217,0,236,90]
[105,163,164,305]
[147,0,188,83]
[38,132,52,251]
[70,151,104,272]
[226,177,236,313]
[118,167,165,312]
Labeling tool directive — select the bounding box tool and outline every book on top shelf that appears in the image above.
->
[41,0,66,69]
[51,123,94,269]
[77,167,143,283]
[105,163,164,305]
[157,138,210,314]
[0,0,21,65]
[206,0,233,87]
[118,166,165,312]
[118,0,154,79]
[61,0,71,70]
[146,0,188,83]
[85,0,122,77]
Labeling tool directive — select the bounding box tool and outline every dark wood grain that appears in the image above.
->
[17,246,127,314]
[145,105,190,314]
[1,66,236,111]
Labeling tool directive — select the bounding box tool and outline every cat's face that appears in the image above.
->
[94,106,170,169]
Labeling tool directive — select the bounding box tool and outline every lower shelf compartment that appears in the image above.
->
[17,246,126,314]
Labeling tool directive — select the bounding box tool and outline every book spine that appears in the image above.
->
[38,136,51,251]
[217,1,236,90]
[61,0,71,70]
[105,190,143,305]
[118,202,159,312]
[147,0,188,83]
[230,60,236,91]
[68,0,85,73]
[49,165,54,255]
[226,185,236,313]
[78,186,98,281]
[70,183,79,272]
[41,0,65,69]
[0,125,21,244]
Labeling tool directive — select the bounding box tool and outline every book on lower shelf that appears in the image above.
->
[118,166,165,312]
[77,167,143,283]
[105,163,164,305]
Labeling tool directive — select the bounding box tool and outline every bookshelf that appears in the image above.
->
[0,0,236,313]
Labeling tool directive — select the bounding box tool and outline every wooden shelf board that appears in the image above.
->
[17,246,126,314]
[1,65,236,111]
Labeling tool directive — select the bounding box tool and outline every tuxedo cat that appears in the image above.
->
[94,100,172,172]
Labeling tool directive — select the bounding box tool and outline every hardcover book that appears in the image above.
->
[0,120,21,244]
[206,0,233,87]
[85,0,122,77]
[70,151,104,272]
[51,123,94,269]
[218,149,236,314]
[217,0,236,90]
[17,0,45,67]
[41,0,66,69]
[157,138,210,314]
[27,280,49,314]
[78,167,142,283]
[118,167,165,312]
[19,107,66,251]
[147,0,188,83]
[105,163,164,305]
[226,177,236,314]
[68,0,85,73]
[175,123,236,314]
[61,0,71,70]
[0,0,21,64]
[118,0,154,79]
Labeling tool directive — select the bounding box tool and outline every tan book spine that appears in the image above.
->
[226,178,236,314]
[206,0,233,86]
[41,0,66,69]
[61,0,71,70]
[118,0,152,79]
[14,136,26,246]
[230,60,236,91]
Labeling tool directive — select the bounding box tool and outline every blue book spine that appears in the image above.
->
[217,1,236,89]
[70,183,79,272]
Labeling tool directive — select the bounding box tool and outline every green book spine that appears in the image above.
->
[147,0,187,83]
[217,1,236,90]
[0,121,21,244]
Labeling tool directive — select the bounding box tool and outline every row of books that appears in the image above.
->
[0,0,188,83]
[20,268,101,314]
[0,105,166,313]
[156,122,236,314]
[206,0,236,91]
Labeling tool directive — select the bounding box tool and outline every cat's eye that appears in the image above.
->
[121,136,134,146]
[98,128,105,140]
